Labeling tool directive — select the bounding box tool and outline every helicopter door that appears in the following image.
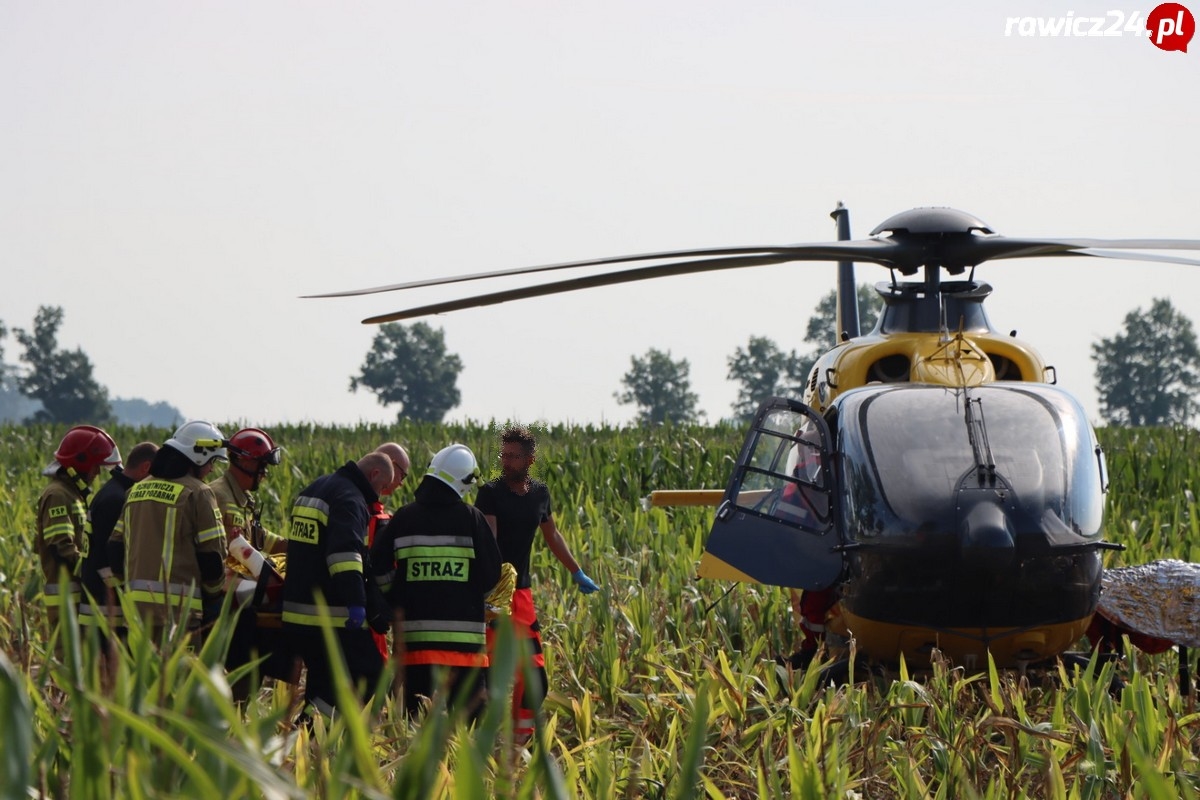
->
[699,397,842,590]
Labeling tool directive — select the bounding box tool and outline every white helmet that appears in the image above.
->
[427,443,480,498]
[165,420,228,466]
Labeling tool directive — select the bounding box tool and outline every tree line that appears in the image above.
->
[0,306,182,427]
[6,294,1196,430]
[353,289,1200,428]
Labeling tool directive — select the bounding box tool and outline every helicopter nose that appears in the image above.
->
[959,499,1016,569]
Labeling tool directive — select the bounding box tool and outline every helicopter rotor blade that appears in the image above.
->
[360,246,901,324]
[1068,248,1200,268]
[307,198,1200,324]
[356,234,1200,323]
[304,245,802,298]
[1029,238,1200,251]
[957,238,1200,266]
[309,239,903,300]
[921,236,1200,269]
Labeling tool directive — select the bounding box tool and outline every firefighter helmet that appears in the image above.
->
[427,443,480,498]
[226,428,283,466]
[51,425,122,475]
[165,420,228,466]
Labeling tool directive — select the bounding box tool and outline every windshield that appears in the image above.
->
[838,384,1103,542]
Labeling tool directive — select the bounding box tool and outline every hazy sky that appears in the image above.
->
[2,1,1197,431]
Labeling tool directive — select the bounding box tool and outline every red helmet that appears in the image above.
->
[54,425,122,474]
[226,428,282,466]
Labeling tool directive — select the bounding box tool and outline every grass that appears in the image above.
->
[2,420,1200,798]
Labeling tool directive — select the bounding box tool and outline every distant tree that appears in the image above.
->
[111,397,184,427]
[615,348,700,425]
[0,319,43,422]
[725,285,882,421]
[350,322,463,423]
[0,321,16,420]
[15,306,112,425]
[0,382,43,423]
[803,283,882,350]
[726,336,808,421]
[1091,298,1200,427]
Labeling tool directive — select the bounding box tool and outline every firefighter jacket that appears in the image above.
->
[110,475,227,623]
[371,476,502,668]
[281,461,378,628]
[209,470,285,554]
[36,472,89,615]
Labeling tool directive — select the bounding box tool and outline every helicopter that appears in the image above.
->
[310,204,1200,671]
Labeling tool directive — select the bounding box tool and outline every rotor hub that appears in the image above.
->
[870,207,995,237]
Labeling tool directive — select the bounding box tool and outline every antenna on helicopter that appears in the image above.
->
[830,201,860,341]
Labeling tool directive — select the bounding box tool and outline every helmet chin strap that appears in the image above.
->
[232,459,265,490]
[64,466,93,499]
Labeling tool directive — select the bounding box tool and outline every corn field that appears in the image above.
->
[2,420,1200,799]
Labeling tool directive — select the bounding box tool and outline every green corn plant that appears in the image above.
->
[5,421,1200,796]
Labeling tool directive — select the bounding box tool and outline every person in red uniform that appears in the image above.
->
[474,425,599,741]
[775,438,837,669]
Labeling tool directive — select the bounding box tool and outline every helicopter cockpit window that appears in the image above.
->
[704,397,842,591]
[732,408,832,533]
[839,384,1103,541]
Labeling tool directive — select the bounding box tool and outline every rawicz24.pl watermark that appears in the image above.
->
[1004,3,1195,51]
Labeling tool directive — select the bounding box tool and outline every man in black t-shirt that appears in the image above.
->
[474,424,599,741]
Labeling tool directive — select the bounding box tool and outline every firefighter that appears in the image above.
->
[210,427,286,556]
[365,441,411,659]
[282,452,394,718]
[372,444,501,719]
[37,425,122,637]
[209,427,291,693]
[78,440,158,632]
[375,442,411,499]
[107,421,228,637]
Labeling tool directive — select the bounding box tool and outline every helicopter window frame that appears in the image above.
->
[728,404,834,534]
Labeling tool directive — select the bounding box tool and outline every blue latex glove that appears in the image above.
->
[346,605,367,629]
[572,569,600,594]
